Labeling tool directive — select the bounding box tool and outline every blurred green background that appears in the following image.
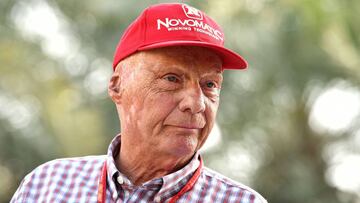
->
[1,0,360,202]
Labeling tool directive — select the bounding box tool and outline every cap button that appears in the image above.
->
[154,196,161,203]
[117,176,124,184]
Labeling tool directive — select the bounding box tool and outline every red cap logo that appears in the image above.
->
[182,4,203,20]
[112,3,248,70]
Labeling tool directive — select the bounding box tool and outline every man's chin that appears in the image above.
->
[166,135,197,158]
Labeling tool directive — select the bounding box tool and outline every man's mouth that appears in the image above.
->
[167,124,204,130]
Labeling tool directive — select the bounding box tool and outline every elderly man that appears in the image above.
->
[11,3,267,203]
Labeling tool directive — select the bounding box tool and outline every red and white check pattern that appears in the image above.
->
[11,135,267,203]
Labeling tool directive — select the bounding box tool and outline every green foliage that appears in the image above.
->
[1,0,359,202]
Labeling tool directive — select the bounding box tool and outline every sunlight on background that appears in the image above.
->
[11,0,79,59]
[0,91,42,136]
[309,80,360,197]
[0,94,33,130]
[10,0,111,91]
[326,153,360,193]
[2,0,360,202]
[324,129,360,194]
[84,58,113,97]
[200,123,222,152]
[309,80,360,134]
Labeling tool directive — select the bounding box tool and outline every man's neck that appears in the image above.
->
[116,143,194,186]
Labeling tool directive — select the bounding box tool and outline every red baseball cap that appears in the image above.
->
[113,3,248,70]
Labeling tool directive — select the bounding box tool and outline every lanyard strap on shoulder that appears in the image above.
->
[168,158,203,203]
[97,158,203,203]
[97,161,107,203]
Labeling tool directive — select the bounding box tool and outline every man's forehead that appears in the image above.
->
[134,46,223,72]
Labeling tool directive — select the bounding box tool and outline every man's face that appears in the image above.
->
[113,46,223,159]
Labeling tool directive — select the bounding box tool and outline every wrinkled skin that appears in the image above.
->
[108,46,223,185]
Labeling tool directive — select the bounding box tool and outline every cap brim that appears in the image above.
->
[138,41,248,70]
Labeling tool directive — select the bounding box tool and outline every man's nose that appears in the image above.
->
[178,85,206,114]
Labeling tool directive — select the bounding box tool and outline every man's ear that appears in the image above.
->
[108,71,122,104]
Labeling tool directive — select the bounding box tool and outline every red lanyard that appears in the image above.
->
[97,158,203,203]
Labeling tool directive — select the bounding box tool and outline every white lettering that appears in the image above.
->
[169,19,179,26]
[214,30,223,40]
[168,27,191,31]
[186,19,195,27]
[156,18,224,41]
[157,18,169,30]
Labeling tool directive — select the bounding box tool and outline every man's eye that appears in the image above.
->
[164,75,179,82]
[206,81,216,88]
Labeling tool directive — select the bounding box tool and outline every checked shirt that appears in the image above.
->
[11,135,267,203]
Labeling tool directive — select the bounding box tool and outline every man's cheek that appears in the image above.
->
[150,92,178,109]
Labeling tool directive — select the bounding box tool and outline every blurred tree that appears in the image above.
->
[204,0,360,202]
[0,0,359,202]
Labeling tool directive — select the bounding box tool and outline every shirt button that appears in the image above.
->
[117,176,124,184]
[154,196,161,202]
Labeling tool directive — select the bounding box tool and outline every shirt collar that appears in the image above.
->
[106,134,201,196]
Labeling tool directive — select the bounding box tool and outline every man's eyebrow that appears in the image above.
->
[152,64,183,72]
[203,71,223,80]
[210,63,223,74]
[210,65,223,74]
